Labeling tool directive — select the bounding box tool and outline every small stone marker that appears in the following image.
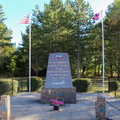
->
[1,95,10,120]
[96,96,106,120]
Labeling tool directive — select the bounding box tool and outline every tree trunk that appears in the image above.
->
[77,43,80,78]
[110,63,113,77]
[118,57,120,81]
[97,57,101,76]
[94,55,97,76]
[36,55,38,76]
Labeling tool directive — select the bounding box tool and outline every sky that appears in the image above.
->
[1,0,114,47]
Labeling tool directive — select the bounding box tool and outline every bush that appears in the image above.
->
[109,81,119,92]
[0,79,18,96]
[0,81,10,96]
[28,76,42,92]
[73,78,91,92]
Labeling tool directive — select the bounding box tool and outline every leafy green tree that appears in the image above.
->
[7,55,18,77]
[67,0,93,77]
[19,0,95,77]
[7,55,18,95]
[105,0,120,79]
[11,0,120,78]
[0,5,15,75]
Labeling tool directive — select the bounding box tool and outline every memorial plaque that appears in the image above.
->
[45,53,73,88]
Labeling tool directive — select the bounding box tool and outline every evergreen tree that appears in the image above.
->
[0,5,15,74]
[105,0,120,78]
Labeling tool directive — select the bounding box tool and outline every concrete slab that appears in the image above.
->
[10,92,120,120]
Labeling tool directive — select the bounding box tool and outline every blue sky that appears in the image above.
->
[1,0,114,47]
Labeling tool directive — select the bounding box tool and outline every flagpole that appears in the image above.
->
[101,10,105,93]
[29,13,31,92]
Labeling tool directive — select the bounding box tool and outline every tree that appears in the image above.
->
[67,0,93,77]
[105,0,120,79]
[0,5,15,75]
[20,0,120,78]
[18,0,95,77]
[7,55,18,77]
[7,55,18,95]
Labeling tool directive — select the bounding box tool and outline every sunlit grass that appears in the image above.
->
[90,78,120,98]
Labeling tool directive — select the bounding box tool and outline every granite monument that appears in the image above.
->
[41,53,76,103]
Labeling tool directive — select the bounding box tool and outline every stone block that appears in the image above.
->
[41,87,76,103]
[96,96,106,120]
[1,95,10,120]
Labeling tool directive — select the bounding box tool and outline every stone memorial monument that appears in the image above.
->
[41,53,76,103]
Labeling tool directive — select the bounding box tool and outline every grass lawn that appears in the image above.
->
[90,78,109,93]
[90,77,120,98]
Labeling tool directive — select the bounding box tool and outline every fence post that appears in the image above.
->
[115,78,117,97]
[108,77,110,93]
[0,98,1,119]
[1,95,10,120]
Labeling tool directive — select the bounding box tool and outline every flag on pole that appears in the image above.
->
[92,13,100,20]
[19,14,30,24]
[19,13,32,92]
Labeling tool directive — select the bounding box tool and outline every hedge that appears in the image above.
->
[109,81,119,92]
[73,78,91,92]
[0,79,18,96]
[27,76,42,92]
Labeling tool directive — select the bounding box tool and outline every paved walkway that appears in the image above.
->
[10,92,120,120]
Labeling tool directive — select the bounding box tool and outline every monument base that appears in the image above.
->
[41,87,76,103]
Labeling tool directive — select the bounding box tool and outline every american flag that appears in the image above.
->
[19,14,30,24]
[92,13,100,20]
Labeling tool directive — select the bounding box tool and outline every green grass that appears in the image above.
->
[90,77,120,98]
[89,78,108,93]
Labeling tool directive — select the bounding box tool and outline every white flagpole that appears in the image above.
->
[29,13,32,92]
[101,10,105,93]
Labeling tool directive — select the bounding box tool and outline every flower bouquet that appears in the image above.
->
[50,99,64,110]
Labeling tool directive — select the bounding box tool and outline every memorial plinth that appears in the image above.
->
[41,53,76,103]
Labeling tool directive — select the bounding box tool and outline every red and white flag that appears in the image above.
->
[19,14,30,24]
[92,13,100,20]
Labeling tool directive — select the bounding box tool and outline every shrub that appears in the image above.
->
[0,79,18,96]
[0,81,10,96]
[73,78,91,92]
[28,76,42,92]
[109,81,119,92]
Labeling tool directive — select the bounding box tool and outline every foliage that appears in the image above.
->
[73,78,91,92]
[1,0,120,79]
[27,76,42,92]
[105,0,120,79]
[109,81,119,92]
[7,55,18,77]
[0,79,18,96]
[0,81,10,96]
[0,5,15,75]
[18,0,94,77]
